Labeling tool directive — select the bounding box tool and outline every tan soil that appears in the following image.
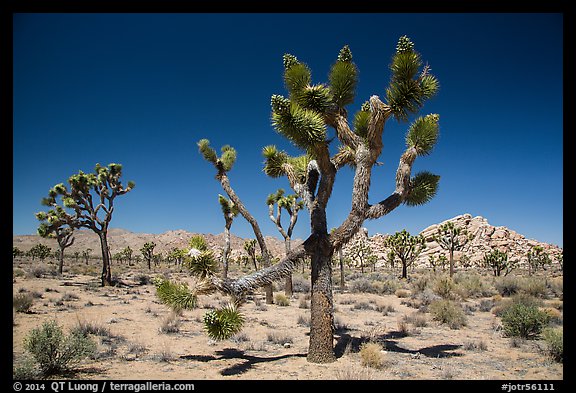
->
[12,259,563,380]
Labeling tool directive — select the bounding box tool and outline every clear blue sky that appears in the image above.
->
[12,13,564,248]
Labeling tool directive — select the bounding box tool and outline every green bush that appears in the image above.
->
[542,327,563,362]
[274,293,290,306]
[494,275,520,296]
[432,276,457,299]
[23,320,96,376]
[501,303,550,339]
[429,299,467,329]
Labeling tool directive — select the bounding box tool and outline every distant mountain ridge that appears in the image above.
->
[13,213,562,266]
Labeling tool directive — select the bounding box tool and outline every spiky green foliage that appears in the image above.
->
[405,114,439,156]
[186,250,219,278]
[404,171,440,206]
[197,140,236,172]
[154,277,197,312]
[262,145,289,178]
[284,62,311,98]
[189,235,208,251]
[329,45,358,107]
[297,84,332,114]
[203,303,244,340]
[386,36,439,121]
[218,194,239,217]
[353,109,370,138]
[526,245,552,275]
[271,98,326,150]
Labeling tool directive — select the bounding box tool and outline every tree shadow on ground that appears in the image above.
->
[181,348,307,376]
[334,330,463,359]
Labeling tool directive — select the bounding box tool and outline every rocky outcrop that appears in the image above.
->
[343,213,562,270]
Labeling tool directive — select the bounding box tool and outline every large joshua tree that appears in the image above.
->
[159,36,440,363]
[41,163,134,286]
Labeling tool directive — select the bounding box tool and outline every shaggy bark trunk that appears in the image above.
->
[401,260,408,279]
[222,224,231,279]
[307,236,335,363]
[284,238,293,297]
[449,248,455,278]
[339,248,345,290]
[98,231,112,286]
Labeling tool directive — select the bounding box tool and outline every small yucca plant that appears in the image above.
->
[203,303,244,341]
[185,251,219,278]
[154,277,197,312]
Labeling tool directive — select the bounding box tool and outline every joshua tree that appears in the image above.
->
[199,141,274,304]
[40,163,134,286]
[82,248,92,265]
[13,247,25,260]
[243,239,258,271]
[385,229,426,279]
[526,245,551,275]
[140,242,156,270]
[158,36,440,363]
[434,221,469,277]
[28,244,52,263]
[218,194,239,279]
[483,249,516,277]
[34,207,76,274]
[267,188,304,296]
[345,228,377,273]
[121,246,134,266]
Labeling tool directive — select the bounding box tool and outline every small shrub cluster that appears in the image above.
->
[541,327,563,362]
[429,299,467,329]
[23,320,96,376]
[501,303,549,339]
[13,293,34,313]
[359,342,387,369]
[274,293,290,306]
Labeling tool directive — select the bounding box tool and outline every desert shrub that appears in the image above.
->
[411,272,432,294]
[23,320,96,376]
[463,340,488,351]
[13,293,34,313]
[266,332,293,345]
[352,301,373,311]
[519,277,548,298]
[159,312,181,334]
[501,303,550,339]
[432,276,457,299]
[540,307,562,325]
[546,277,563,299]
[492,294,544,317]
[429,299,467,329]
[542,327,563,362]
[12,355,41,380]
[478,298,495,312]
[395,288,411,298]
[72,320,112,338]
[403,312,428,327]
[359,342,386,369]
[274,293,290,306]
[350,278,378,294]
[298,297,309,309]
[297,314,310,327]
[378,279,401,295]
[494,275,520,297]
[454,272,495,298]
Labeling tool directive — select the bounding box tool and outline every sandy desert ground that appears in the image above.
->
[12,257,563,381]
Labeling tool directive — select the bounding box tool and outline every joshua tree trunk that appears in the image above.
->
[284,238,293,297]
[98,230,112,286]
[339,248,345,290]
[222,224,231,279]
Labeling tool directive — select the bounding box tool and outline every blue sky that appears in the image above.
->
[12,13,564,248]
